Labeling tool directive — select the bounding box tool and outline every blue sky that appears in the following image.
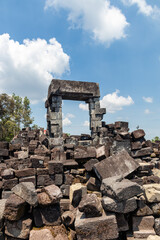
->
[0,0,160,139]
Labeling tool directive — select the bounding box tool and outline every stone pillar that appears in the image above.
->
[46,95,63,146]
[87,97,106,142]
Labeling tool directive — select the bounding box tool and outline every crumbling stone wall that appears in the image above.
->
[45,79,106,146]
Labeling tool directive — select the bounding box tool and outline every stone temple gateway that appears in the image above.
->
[45,79,106,146]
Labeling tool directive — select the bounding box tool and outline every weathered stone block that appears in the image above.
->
[101,177,143,200]
[75,210,118,240]
[102,196,137,213]
[132,129,145,139]
[12,182,38,207]
[70,183,87,208]
[78,194,103,217]
[132,147,153,158]
[0,199,7,228]
[60,184,70,197]
[1,168,15,179]
[15,168,36,178]
[43,184,62,203]
[29,229,54,240]
[55,174,63,186]
[133,216,155,231]
[143,184,160,203]
[86,177,101,191]
[48,161,63,174]
[84,159,99,171]
[5,217,32,239]
[2,178,18,190]
[4,194,27,221]
[19,176,36,185]
[33,204,61,227]
[37,175,54,187]
[94,149,139,180]
[30,155,45,168]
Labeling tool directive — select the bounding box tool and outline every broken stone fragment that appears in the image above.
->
[0,199,7,228]
[37,192,52,206]
[116,213,129,232]
[86,177,101,191]
[154,218,160,236]
[143,184,160,203]
[14,168,36,178]
[75,210,119,240]
[5,217,32,239]
[132,216,155,231]
[74,146,96,160]
[78,194,103,217]
[61,210,75,228]
[147,236,160,240]
[1,168,15,180]
[37,174,54,187]
[94,149,139,180]
[48,161,63,174]
[151,202,160,215]
[17,150,28,159]
[131,147,153,158]
[84,159,99,172]
[29,229,55,240]
[101,177,143,201]
[4,193,27,221]
[2,178,18,190]
[33,204,61,227]
[12,182,38,207]
[102,196,137,213]
[43,184,62,203]
[30,155,45,168]
[70,183,87,208]
[132,129,145,139]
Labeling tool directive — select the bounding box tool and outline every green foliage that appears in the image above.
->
[0,93,34,142]
[22,97,34,128]
[152,136,160,142]
[32,124,39,130]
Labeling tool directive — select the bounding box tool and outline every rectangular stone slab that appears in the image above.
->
[94,149,139,180]
[75,210,118,240]
[47,79,100,101]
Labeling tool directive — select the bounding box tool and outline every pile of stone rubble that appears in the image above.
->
[0,123,160,240]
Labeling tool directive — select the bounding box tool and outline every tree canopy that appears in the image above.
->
[0,93,34,141]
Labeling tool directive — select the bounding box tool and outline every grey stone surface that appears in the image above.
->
[0,199,7,228]
[102,196,137,213]
[5,217,32,239]
[12,182,38,207]
[94,149,139,180]
[101,177,143,200]
[78,194,103,217]
[75,210,119,240]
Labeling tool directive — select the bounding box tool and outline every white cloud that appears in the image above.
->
[100,90,134,113]
[63,117,72,126]
[45,0,129,45]
[66,113,75,118]
[144,109,150,114]
[79,103,89,111]
[143,96,153,103]
[121,0,160,18]
[30,99,39,105]
[83,120,90,127]
[0,33,70,102]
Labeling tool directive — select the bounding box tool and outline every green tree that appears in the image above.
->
[152,136,160,142]
[12,93,23,129]
[22,97,34,127]
[0,94,14,121]
[0,93,34,142]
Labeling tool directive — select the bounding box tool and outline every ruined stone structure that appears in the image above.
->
[45,79,106,145]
